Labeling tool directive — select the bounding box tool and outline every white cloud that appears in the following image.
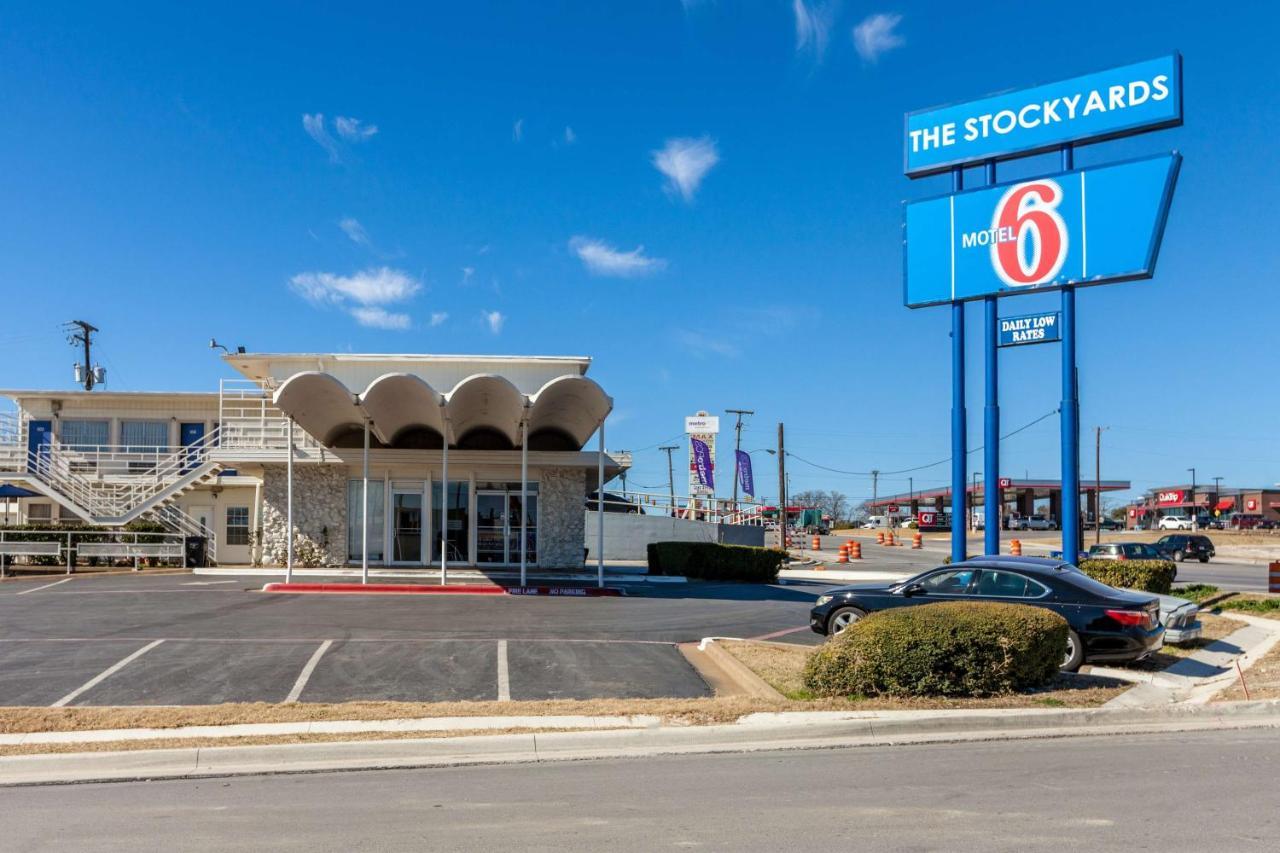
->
[564,126,577,144]
[483,310,505,334]
[302,113,340,163]
[652,136,719,202]
[569,236,667,278]
[289,267,421,330]
[512,118,524,142]
[335,116,378,141]
[351,306,411,330]
[674,328,740,359]
[339,217,372,249]
[852,12,904,62]
[430,312,449,327]
[460,266,475,285]
[794,0,837,61]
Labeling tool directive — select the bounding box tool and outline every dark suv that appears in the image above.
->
[1153,534,1215,563]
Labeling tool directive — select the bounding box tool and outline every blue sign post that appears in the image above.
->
[998,311,1061,348]
[904,56,1182,562]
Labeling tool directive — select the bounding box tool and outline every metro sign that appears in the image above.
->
[904,153,1181,308]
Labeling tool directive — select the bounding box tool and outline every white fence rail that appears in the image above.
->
[0,528,189,576]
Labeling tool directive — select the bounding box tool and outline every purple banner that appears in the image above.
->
[691,437,714,490]
[735,449,754,498]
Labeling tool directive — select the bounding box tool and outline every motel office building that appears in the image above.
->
[0,353,626,569]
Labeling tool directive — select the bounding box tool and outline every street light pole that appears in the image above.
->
[660,445,678,517]
[971,471,982,533]
[1212,476,1223,520]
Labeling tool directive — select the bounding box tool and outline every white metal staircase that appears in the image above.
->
[1,413,221,561]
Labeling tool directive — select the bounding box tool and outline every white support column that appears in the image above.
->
[361,419,370,585]
[520,415,528,587]
[285,416,294,583]
[441,437,449,586]
[597,419,605,588]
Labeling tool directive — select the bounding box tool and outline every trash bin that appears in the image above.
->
[184,536,208,568]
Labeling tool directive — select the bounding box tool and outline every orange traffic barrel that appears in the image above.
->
[849,541,862,559]
[836,545,849,564]
[912,532,923,549]
[1011,539,1022,556]
[812,536,821,550]
[876,530,885,545]
[886,531,896,546]
[1270,561,1280,593]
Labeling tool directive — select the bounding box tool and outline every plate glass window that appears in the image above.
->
[346,480,386,562]
[225,506,251,546]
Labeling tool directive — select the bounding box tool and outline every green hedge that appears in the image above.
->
[1077,558,1176,594]
[646,541,785,582]
[803,601,1067,698]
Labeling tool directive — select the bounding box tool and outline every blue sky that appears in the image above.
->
[2,1,1278,506]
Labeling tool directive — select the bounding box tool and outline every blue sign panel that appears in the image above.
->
[999,311,1060,348]
[904,153,1180,308]
[905,54,1182,178]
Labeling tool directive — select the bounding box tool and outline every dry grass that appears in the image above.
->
[721,641,812,699]
[0,727,598,758]
[1218,639,1280,701]
[717,640,1125,708]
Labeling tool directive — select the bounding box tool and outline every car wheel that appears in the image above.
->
[1173,549,1184,562]
[1061,629,1084,672]
[1199,555,1209,563]
[827,606,867,636]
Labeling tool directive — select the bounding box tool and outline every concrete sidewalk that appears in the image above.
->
[3,701,1278,787]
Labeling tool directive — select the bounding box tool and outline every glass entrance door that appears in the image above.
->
[392,491,423,564]
[476,491,507,564]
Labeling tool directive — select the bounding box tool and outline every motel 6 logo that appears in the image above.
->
[988,179,1068,287]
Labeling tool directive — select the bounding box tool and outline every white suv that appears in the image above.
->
[1158,515,1193,530]
[1025,516,1057,531]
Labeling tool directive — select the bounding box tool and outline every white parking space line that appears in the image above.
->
[51,639,165,708]
[13,578,73,596]
[285,640,333,703]
[496,639,511,702]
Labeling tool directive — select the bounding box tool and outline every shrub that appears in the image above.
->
[1077,558,1176,594]
[1170,584,1220,604]
[803,601,1067,698]
[646,541,785,582]
[1216,596,1280,615]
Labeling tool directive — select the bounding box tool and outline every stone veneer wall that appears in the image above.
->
[261,463,348,567]
[538,466,586,569]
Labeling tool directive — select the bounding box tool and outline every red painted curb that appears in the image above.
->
[505,586,624,597]
[262,582,506,595]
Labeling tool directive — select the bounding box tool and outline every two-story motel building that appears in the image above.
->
[0,352,625,569]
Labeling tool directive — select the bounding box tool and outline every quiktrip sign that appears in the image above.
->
[905,54,1182,177]
[904,153,1180,307]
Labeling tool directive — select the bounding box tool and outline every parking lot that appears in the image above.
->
[0,572,833,707]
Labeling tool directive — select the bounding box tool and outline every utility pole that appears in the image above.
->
[871,470,880,518]
[1188,467,1197,530]
[726,408,754,510]
[66,320,99,391]
[1212,476,1223,519]
[659,446,678,517]
[616,450,629,497]
[777,423,786,548]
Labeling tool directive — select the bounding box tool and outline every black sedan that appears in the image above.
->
[810,557,1163,671]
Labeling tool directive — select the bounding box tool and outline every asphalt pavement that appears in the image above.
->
[5,728,1275,851]
[0,572,833,706]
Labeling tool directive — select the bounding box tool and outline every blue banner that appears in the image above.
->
[691,437,714,491]
[905,54,1182,177]
[904,153,1180,308]
[735,449,754,498]
[999,311,1061,348]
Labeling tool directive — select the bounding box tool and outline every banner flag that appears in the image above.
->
[691,438,715,490]
[735,449,754,498]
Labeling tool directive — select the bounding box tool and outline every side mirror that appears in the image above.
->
[902,583,926,597]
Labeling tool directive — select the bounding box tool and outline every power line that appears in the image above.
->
[784,408,1061,478]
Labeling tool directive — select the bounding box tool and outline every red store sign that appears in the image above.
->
[1156,490,1186,506]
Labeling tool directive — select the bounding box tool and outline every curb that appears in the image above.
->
[694,639,786,700]
[261,582,626,597]
[3,700,1278,787]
